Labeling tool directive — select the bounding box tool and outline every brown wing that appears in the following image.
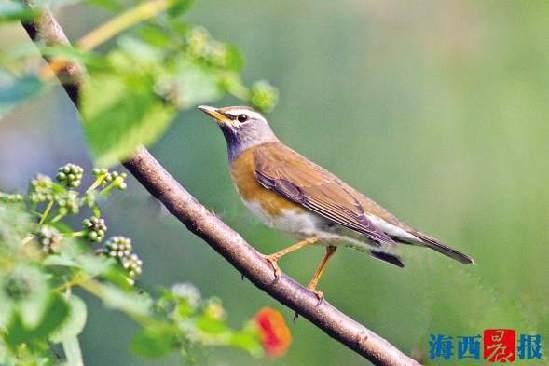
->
[253,142,395,245]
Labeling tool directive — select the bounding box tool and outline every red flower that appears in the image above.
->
[255,307,292,358]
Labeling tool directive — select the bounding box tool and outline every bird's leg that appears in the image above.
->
[263,236,319,279]
[307,246,337,303]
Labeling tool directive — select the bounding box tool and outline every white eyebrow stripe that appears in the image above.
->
[225,109,263,120]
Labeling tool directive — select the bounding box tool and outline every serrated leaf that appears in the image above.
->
[173,60,223,108]
[0,201,33,245]
[81,72,175,167]
[0,71,44,118]
[5,294,69,348]
[14,265,50,329]
[49,296,87,343]
[131,325,177,358]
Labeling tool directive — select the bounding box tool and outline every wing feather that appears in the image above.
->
[253,143,394,245]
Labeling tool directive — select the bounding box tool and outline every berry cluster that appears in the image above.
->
[104,236,143,281]
[0,193,24,203]
[6,163,145,285]
[82,216,107,242]
[56,163,84,188]
[55,190,79,215]
[250,81,278,113]
[92,169,128,190]
[121,253,143,279]
[29,175,53,203]
[36,225,62,253]
[104,236,132,258]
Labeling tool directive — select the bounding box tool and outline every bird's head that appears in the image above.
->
[198,105,278,160]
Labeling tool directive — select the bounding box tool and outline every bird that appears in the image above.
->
[198,105,474,300]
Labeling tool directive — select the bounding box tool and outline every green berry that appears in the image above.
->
[56,163,84,188]
[29,174,53,203]
[92,168,108,177]
[121,253,143,279]
[55,190,79,214]
[104,171,128,190]
[36,225,62,253]
[83,216,107,242]
[104,236,132,258]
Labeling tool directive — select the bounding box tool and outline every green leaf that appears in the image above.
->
[171,60,223,108]
[223,45,244,71]
[0,2,36,22]
[138,25,173,48]
[75,251,114,277]
[0,201,33,246]
[229,330,263,356]
[96,283,151,317]
[35,0,83,7]
[167,0,194,18]
[87,0,123,11]
[0,71,44,118]
[81,71,175,167]
[196,315,228,334]
[11,265,50,329]
[5,293,69,348]
[0,0,79,22]
[131,325,177,358]
[43,254,79,268]
[49,295,87,343]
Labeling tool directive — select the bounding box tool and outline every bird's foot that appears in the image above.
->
[307,286,324,305]
[262,254,282,280]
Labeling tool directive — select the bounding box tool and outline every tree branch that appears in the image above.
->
[20,6,422,365]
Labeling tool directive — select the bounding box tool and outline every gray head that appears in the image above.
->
[198,105,279,161]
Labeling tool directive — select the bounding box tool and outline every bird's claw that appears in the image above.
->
[262,254,282,280]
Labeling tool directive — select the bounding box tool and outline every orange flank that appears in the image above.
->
[230,147,304,216]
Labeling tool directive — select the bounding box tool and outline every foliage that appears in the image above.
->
[0,0,291,364]
[0,0,278,166]
[0,164,289,364]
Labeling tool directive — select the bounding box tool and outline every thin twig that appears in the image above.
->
[77,0,170,51]
[19,6,422,366]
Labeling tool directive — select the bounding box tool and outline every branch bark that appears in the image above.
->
[20,5,422,366]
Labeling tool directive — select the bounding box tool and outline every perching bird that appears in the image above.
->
[198,105,474,299]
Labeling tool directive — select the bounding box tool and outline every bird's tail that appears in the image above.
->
[412,232,474,264]
[369,250,405,268]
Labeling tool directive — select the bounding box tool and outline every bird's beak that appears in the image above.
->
[198,105,227,125]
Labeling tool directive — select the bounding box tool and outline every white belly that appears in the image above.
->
[241,199,379,252]
[242,200,322,236]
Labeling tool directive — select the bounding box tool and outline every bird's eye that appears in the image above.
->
[237,114,248,123]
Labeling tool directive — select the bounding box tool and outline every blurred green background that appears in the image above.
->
[1,0,548,364]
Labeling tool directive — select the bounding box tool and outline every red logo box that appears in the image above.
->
[484,329,516,362]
